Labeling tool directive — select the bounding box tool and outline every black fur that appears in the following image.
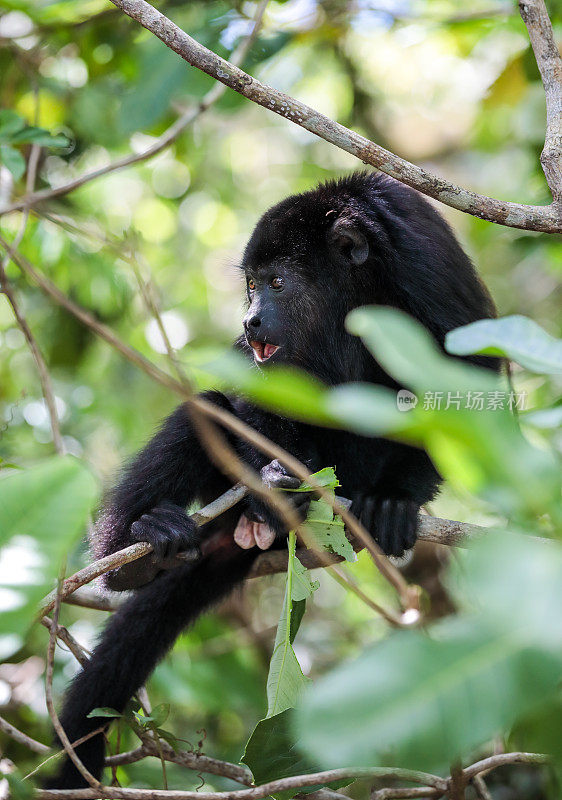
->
[46,173,499,788]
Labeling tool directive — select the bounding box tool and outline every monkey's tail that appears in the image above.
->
[45,544,256,789]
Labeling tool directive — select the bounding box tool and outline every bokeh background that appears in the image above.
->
[1,1,561,797]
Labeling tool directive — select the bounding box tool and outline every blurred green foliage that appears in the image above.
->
[1,1,561,798]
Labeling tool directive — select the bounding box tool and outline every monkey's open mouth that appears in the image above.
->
[250,341,280,362]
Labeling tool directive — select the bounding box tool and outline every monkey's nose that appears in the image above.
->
[246,315,261,332]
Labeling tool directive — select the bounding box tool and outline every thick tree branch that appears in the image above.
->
[102,0,561,232]
[519,0,562,201]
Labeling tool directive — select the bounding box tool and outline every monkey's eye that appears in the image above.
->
[271,276,284,291]
[247,278,256,291]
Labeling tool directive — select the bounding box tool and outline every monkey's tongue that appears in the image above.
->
[251,341,279,361]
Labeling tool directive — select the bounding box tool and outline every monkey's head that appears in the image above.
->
[240,172,497,384]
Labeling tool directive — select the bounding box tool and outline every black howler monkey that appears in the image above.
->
[46,173,499,788]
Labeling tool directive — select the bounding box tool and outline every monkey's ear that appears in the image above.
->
[326,214,369,266]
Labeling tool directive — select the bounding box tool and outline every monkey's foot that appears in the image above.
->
[234,514,276,550]
[351,495,419,557]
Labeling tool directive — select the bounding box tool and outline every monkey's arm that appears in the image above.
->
[94,392,234,589]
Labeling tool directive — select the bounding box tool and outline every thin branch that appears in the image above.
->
[101,0,561,232]
[23,727,108,783]
[371,789,441,800]
[471,775,493,800]
[519,0,562,201]
[40,616,91,666]
[36,765,448,800]
[63,588,120,612]
[107,741,252,786]
[462,751,549,780]
[0,714,50,754]
[326,564,405,626]
[0,269,63,452]
[0,144,64,453]
[44,571,101,788]
[0,0,268,218]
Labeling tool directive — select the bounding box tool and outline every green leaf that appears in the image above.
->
[0,110,26,139]
[1,144,26,180]
[0,457,97,634]
[242,710,352,800]
[6,772,35,800]
[266,532,311,717]
[522,405,562,429]
[156,727,180,752]
[343,306,560,518]
[292,554,319,602]
[242,709,310,791]
[306,500,356,562]
[144,703,170,728]
[448,531,562,648]
[203,350,338,425]
[289,597,306,644]
[445,315,562,374]
[291,466,340,493]
[296,619,562,773]
[325,383,407,437]
[346,305,498,395]
[87,707,121,719]
[10,126,69,148]
[510,698,562,777]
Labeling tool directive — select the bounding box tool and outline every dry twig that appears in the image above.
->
[44,571,101,788]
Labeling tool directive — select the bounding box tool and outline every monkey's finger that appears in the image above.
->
[359,496,376,536]
[147,504,193,528]
[375,499,398,556]
[350,493,364,521]
[254,522,276,550]
[397,500,418,552]
[234,515,256,549]
[268,475,302,490]
[378,499,409,557]
[133,516,197,559]
[131,519,169,559]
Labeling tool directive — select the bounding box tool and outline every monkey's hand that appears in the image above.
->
[243,459,312,543]
[130,501,202,561]
[350,494,419,557]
